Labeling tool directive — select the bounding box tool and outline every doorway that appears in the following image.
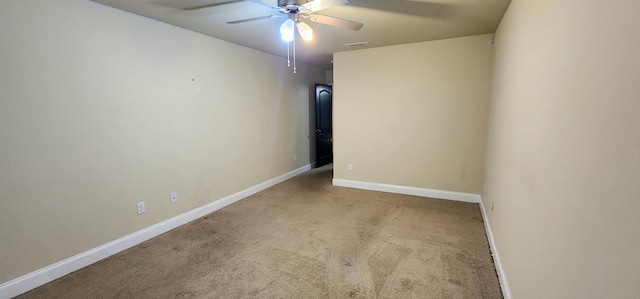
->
[315,84,332,167]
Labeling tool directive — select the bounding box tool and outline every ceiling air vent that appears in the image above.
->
[342,41,371,47]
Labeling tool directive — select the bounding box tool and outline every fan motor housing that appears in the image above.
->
[278,0,309,9]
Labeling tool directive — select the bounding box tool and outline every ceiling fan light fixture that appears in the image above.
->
[296,21,314,41]
[280,19,295,42]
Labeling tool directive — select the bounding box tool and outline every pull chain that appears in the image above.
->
[293,33,297,73]
[287,42,290,67]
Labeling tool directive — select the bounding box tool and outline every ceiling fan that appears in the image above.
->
[226,0,363,39]
[187,0,363,35]
[187,0,362,72]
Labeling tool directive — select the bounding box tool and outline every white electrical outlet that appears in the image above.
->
[170,192,178,204]
[294,155,297,162]
[347,163,353,171]
[136,202,146,215]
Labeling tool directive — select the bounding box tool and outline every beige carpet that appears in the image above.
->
[19,165,502,298]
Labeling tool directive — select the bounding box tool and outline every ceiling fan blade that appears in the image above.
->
[182,0,243,11]
[301,0,348,13]
[227,15,284,24]
[308,14,363,31]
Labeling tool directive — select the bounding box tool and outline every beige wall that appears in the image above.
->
[325,70,334,85]
[0,0,323,283]
[484,0,640,298]
[333,35,494,194]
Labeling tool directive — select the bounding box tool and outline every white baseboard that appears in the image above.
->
[479,198,512,299]
[331,179,481,203]
[0,164,311,299]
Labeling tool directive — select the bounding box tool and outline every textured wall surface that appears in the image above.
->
[0,0,323,283]
[333,35,494,194]
[484,0,640,297]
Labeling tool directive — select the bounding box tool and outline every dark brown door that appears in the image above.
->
[315,84,332,167]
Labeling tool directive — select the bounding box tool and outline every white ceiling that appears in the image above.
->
[90,0,511,69]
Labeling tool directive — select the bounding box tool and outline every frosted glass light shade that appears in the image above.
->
[296,21,313,41]
[280,19,295,42]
